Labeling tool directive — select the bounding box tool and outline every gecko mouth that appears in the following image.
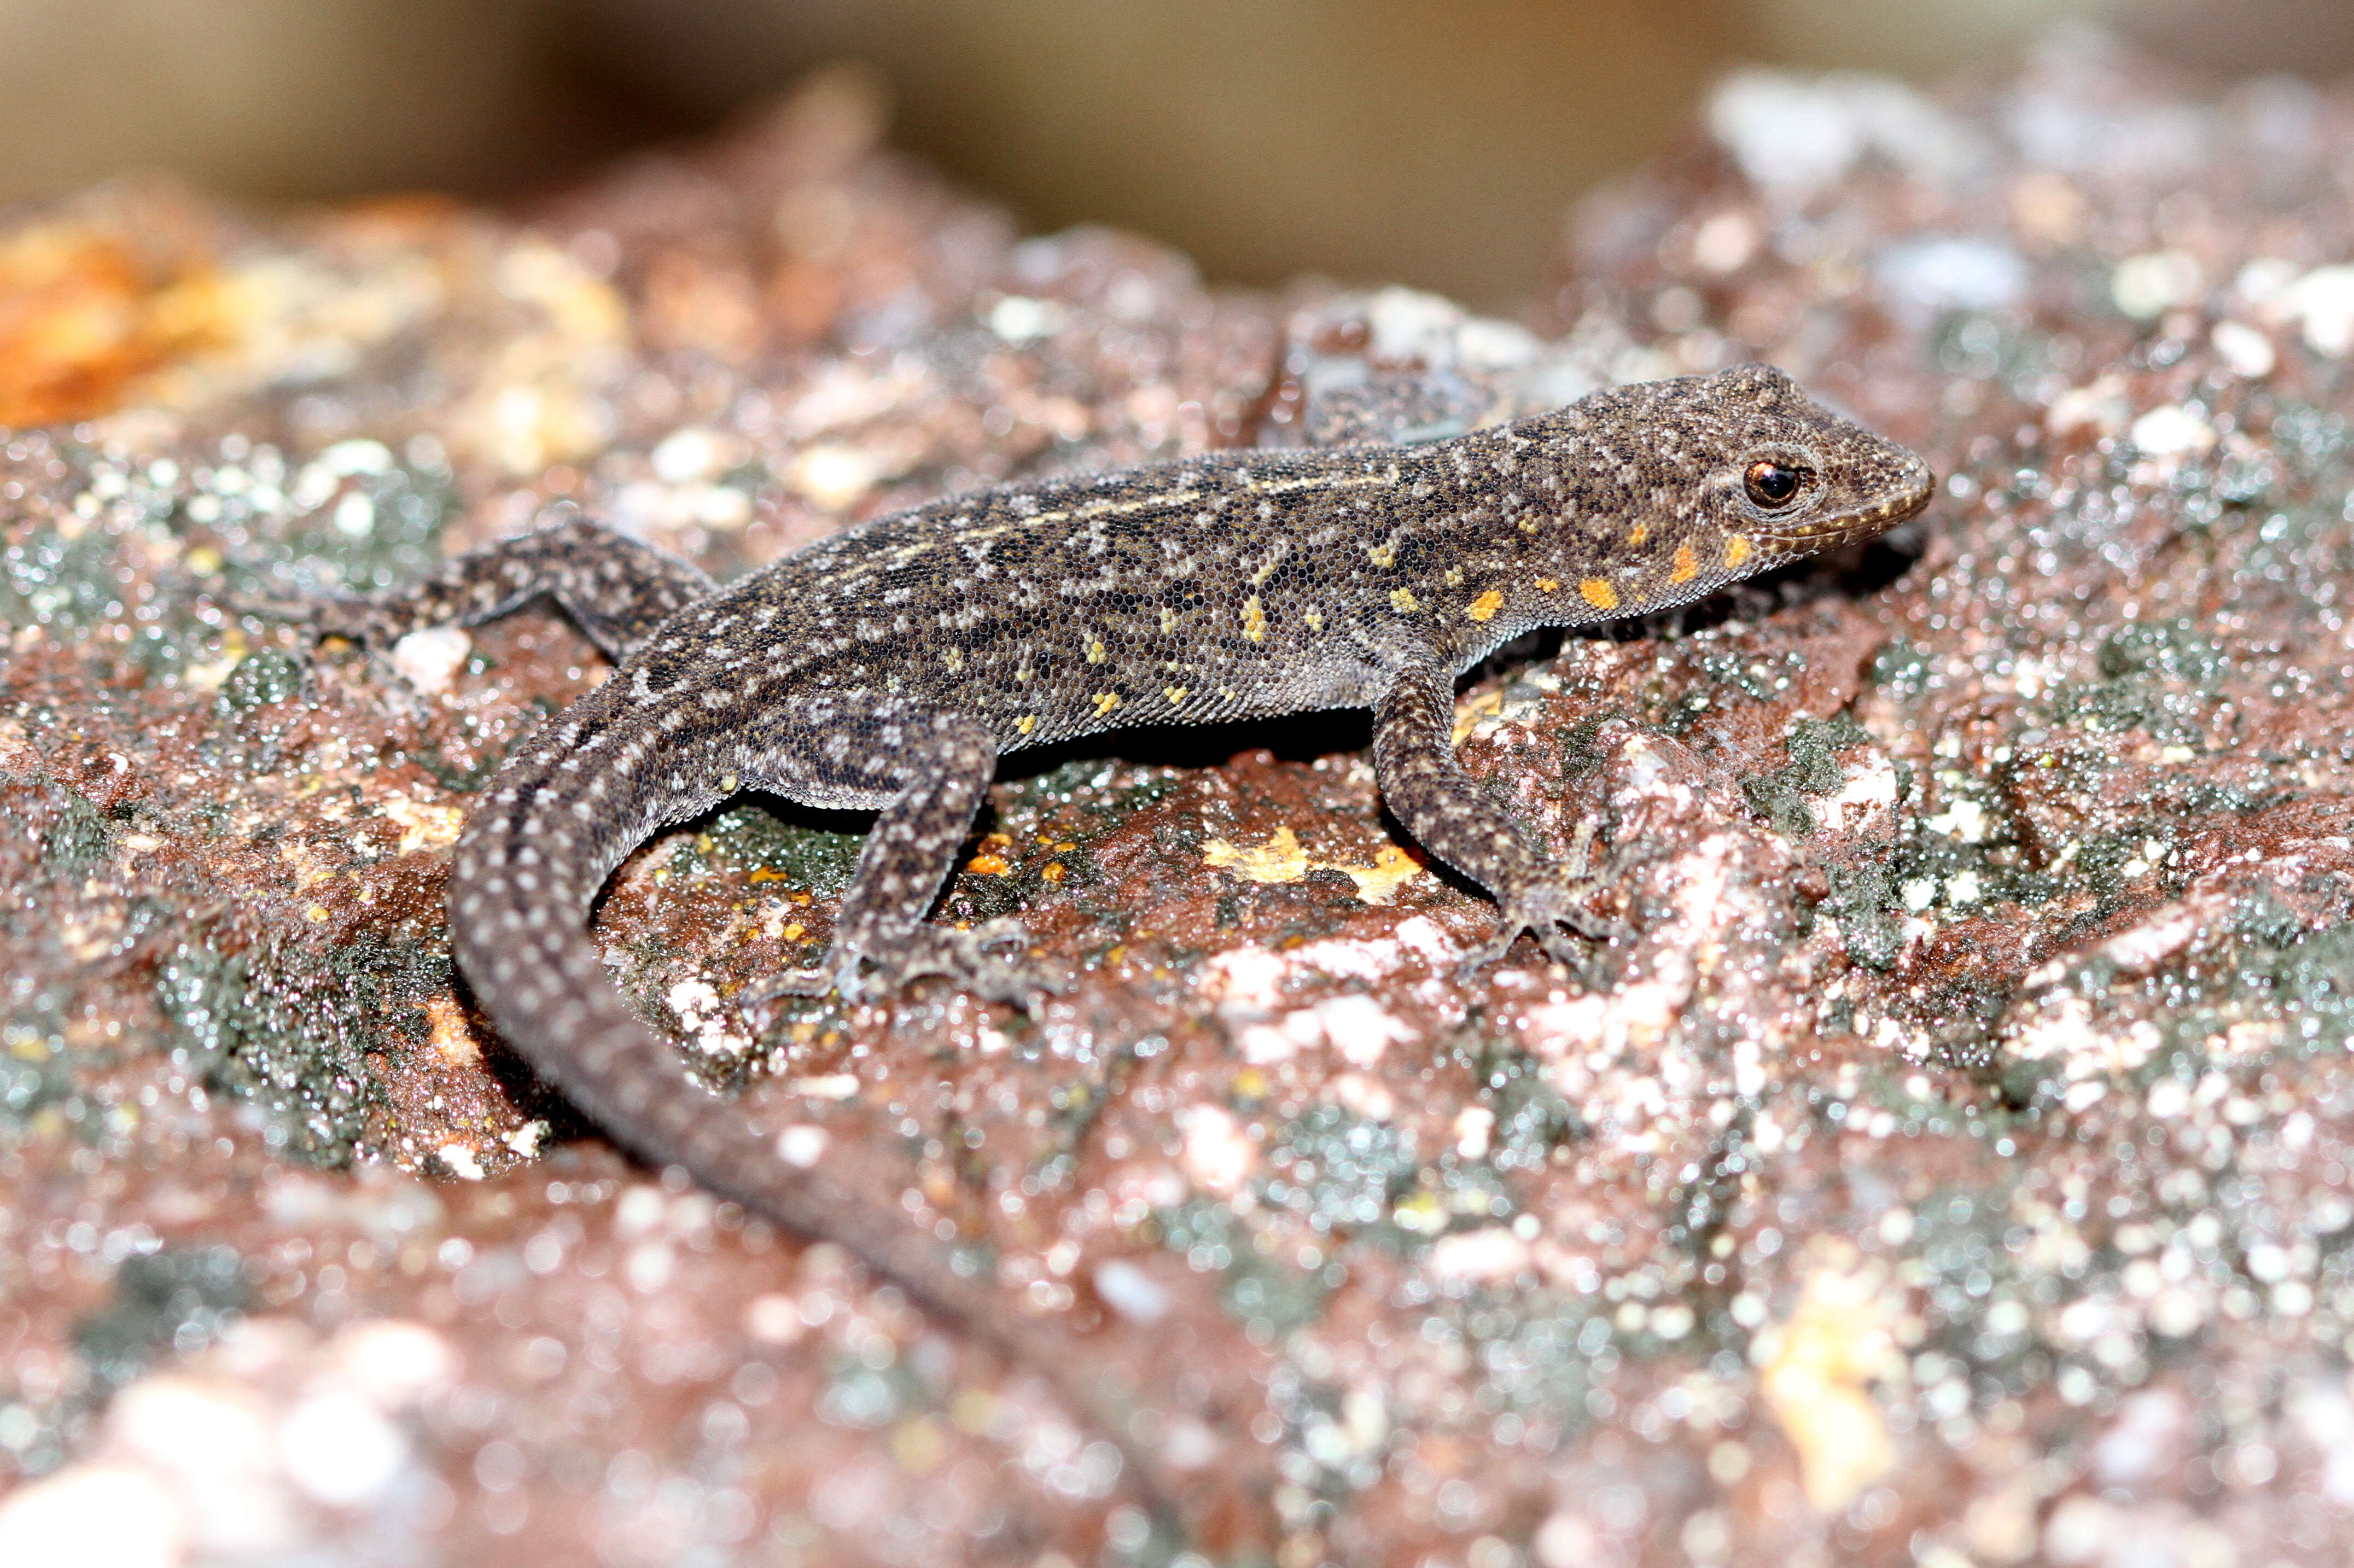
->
[1755,461,1936,549]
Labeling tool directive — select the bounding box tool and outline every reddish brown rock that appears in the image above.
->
[5,37,2354,1568]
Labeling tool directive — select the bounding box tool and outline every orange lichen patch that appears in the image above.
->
[1203,825,1310,883]
[427,994,483,1065]
[1670,542,1699,584]
[1202,826,1425,905]
[1451,686,1504,744]
[0,220,235,426]
[963,833,1017,877]
[1465,588,1505,622]
[1726,535,1752,569]
[1578,578,1619,611]
[1336,843,1424,905]
[380,795,468,855]
[1756,1246,1905,1511]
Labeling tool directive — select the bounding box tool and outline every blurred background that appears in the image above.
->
[0,0,2347,310]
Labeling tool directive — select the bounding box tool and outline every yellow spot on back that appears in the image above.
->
[1366,543,1397,568]
[1165,685,1189,706]
[1159,607,1176,633]
[1304,607,1324,633]
[1519,517,1540,534]
[1627,522,1649,546]
[1016,714,1038,736]
[1726,535,1752,569]
[945,646,964,672]
[1444,567,1464,587]
[1093,691,1120,716]
[1536,577,1559,592]
[1465,588,1504,622]
[1086,638,1105,663]
[1241,595,1267,643]
[1390,587,1420,613]
[1670,543,1699,584]
[718,774,738,794]
[1579,578,1619,611]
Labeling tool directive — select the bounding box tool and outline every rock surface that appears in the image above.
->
[5,36,2354,1568]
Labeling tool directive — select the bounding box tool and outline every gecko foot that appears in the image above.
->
[1456,820,1630,976]
[220,585,395,643]
[761,919,1061,1012]
[216,591,445,721]
[1459,879,1628,975]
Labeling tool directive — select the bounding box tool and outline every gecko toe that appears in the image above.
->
[1458,876,1627,977]
[1536,929,1587,966]
[947,925,1061,1010]
[223,588,324,626]
[763,966,838,999]
[752,926,1053,1013]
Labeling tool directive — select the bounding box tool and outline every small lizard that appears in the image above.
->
[301,363,1930,1505]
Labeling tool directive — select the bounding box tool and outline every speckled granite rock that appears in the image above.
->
[5,36,2354,1568]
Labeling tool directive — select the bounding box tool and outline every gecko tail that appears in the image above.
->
[442,675,1189,1525]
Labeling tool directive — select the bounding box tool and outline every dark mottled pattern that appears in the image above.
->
[329,362,1931,1503]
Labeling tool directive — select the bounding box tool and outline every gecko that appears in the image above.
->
[296,362,1931,1507]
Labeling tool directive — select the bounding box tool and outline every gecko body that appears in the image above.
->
[314,364,1931,1500]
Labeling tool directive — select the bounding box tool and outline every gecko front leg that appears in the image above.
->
[1372,654,1625,970]
[764,713,1050,1008]
[295,512,716,662]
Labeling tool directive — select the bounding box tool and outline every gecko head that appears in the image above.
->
[1531,364,1933,607]
[1672,363,1935,558]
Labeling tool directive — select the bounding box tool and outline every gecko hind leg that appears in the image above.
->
[1371,656,1630,974]
[258,511,716,663]
[762,718,1056,1011]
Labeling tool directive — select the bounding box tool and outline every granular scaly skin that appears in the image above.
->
[321,362,1931,1505]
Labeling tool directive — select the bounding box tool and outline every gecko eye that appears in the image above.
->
[1743,459,1810,509]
